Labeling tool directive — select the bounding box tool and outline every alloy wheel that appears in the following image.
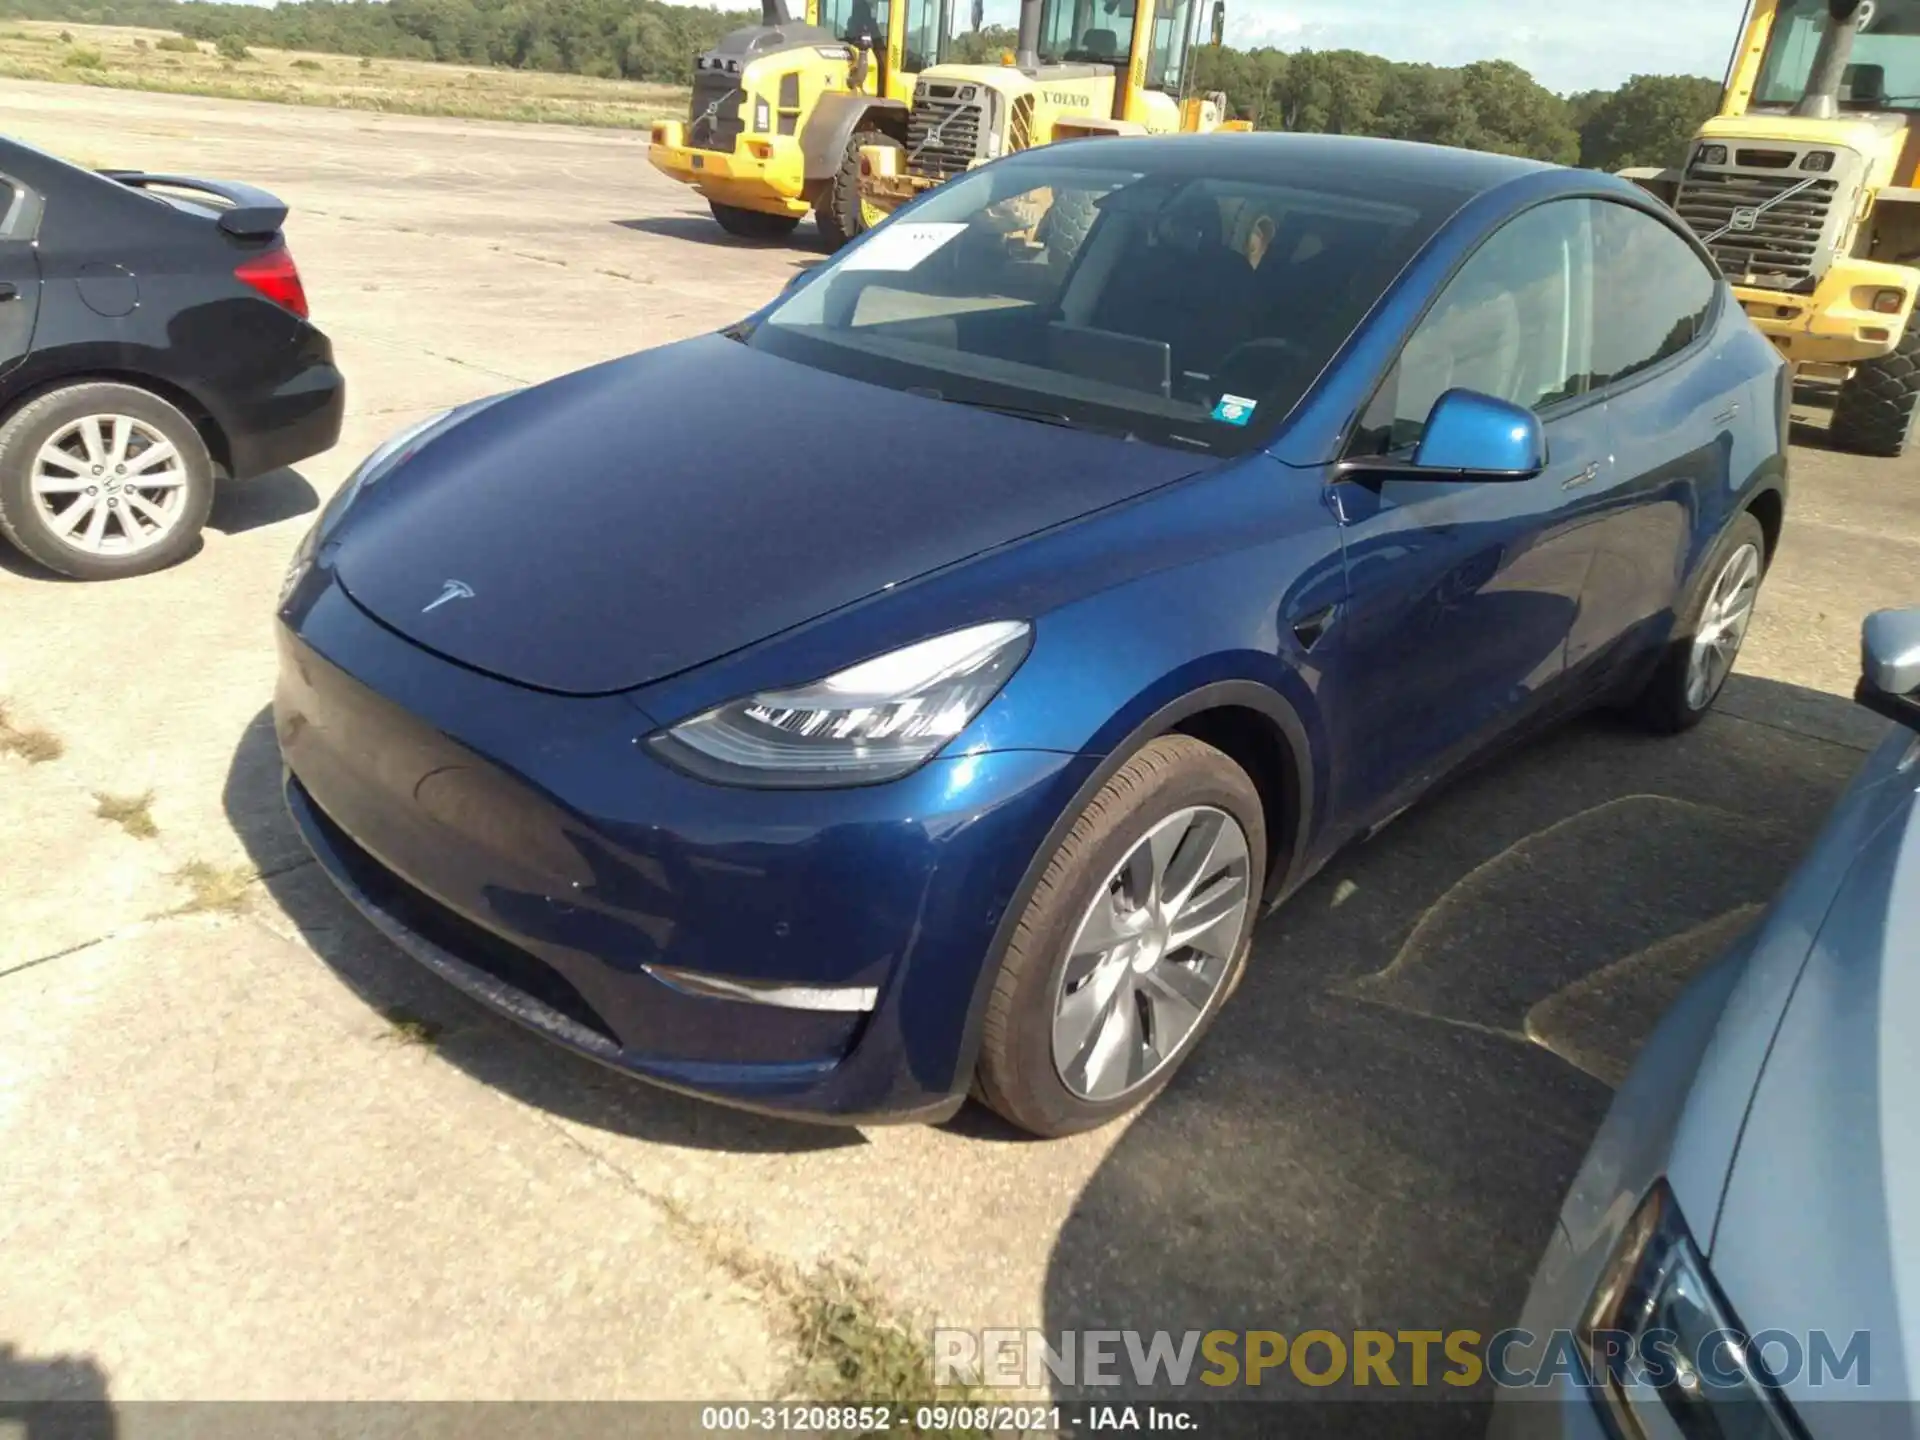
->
[1685,542,1761,712]
[1050,805,1253,1103]
[30,414,190,557]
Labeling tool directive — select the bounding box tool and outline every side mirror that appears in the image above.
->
[1340,389,1547,482]
[1856,609,1920,730]
[783,264,815,291]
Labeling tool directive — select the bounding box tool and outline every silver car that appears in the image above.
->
[1492,610,1920,1439]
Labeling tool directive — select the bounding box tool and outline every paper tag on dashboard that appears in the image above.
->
[837,222,969,272]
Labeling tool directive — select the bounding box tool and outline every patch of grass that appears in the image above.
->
[651,1196,984,1426]
[168,859,254,916]
[0,20,686,130]
[214,33,251,61]
[380,1009,444,1046]
[57,27,72,41]
[93,788,158,840]
[0,705,63,764]
[60,45,104,69]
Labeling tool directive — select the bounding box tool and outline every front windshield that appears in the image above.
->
[747,152,1442,456]
[1755,0,1920,111]
[1036,0,1127,65]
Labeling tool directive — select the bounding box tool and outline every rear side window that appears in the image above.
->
[1590,202,1717,388]
[1352,198,1597,456]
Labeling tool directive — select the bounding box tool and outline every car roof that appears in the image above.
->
[1003,130,1559,208]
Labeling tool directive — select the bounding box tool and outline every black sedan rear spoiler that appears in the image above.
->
[97,170,288,237]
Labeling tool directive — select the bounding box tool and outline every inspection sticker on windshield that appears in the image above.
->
[1211,394,1257,426]
[838,222,969,272]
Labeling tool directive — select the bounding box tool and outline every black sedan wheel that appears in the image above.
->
[975,736,1266,1137]
[0,382,214,580]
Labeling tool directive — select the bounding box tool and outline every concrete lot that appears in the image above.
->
[1,79,1913,1413]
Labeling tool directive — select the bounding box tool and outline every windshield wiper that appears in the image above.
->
[911,389,1148,442]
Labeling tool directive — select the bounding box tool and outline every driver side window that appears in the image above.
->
[1351,199,1596,457]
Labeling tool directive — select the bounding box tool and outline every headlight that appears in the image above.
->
[1579,1183,1802,1439]
[652,621,1031,786]
[279,392,514,605]
[1697,143,1729,166]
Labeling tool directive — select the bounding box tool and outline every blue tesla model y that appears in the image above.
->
[276,133,1788,1136]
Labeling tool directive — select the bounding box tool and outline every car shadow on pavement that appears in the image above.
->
[224,707,861,1155]
[1038,677,1885,1430]
[0,1342,115,1439]
[208,466,319,536]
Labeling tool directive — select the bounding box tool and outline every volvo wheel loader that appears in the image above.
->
[1627,0,1920,454]
[647,0,954,248]
[853,0,1245,223]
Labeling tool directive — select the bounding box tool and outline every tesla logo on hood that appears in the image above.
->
[422,579,475,614]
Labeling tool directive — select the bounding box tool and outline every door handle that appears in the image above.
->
[1713,403,1741,424]
[0,282,16,301]
[1562,460,1601,490]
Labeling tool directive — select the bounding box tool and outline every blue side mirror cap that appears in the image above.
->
[1411,389,1548,478]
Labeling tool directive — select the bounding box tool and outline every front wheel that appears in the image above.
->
[708,201,801,241]
[816,128,902,251]
[1829,326,1920,456]
[974,736,1266,1138]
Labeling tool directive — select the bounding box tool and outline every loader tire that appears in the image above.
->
[817,128,901,251]
[1829,326,1920,457]
[1035,187,1098,265]
[708,201,801,241]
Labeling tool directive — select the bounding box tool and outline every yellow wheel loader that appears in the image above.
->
[855,0,1246,223]
[1627,0,1920,454]
[646,0,955,249]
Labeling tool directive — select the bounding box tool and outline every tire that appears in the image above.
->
[1829,326,1920,456]
[1625,511,1768,734]
[816,128,901,251]
[0,381,214,581]
[975,735,1267,1138]
[708,201,801,241]
[1034,187,1098,265]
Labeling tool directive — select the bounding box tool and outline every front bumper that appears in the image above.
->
[275,570,1091,1122]
[647,121,812,218]
[1735,255,1920,367]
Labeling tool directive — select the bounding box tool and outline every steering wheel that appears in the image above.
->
[1212,336,1313,401]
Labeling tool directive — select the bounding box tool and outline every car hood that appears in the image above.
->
[332,335,1205,695]
[1709,769,1920,1413]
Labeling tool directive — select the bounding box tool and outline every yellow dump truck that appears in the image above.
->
[647,0,954,248]
[856,0,1242,222]
[1627,0,1920,454]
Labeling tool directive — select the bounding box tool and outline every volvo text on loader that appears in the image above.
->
[647,0,954,247]
[1629,0,1920,454]
[854,0,1243,223]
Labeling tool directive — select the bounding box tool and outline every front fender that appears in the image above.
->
[799,91,908,182]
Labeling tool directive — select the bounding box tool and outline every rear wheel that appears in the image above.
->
[1829,326,1920,456]
[817,128,902,251]
[1624,511,1767,733]
[0,381,214,580]
[708,201,801,241]
[975,736,1266,1137]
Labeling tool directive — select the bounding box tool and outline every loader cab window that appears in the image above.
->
[1145,0,1195,91]
[824,0,888,48]
[1035,0,1127,65]
[902,0,946,72]
[1755,0,1920,112]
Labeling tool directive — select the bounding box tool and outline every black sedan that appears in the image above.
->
[0,137,344,580]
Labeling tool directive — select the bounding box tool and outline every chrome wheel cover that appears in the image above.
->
[1050,805,1253,1103]
[31,414,190,557]
[1685,542,1761,712]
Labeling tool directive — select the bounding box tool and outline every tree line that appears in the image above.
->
[6,0,1722,167]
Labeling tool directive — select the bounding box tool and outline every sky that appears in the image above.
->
[970,0,1754,94]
